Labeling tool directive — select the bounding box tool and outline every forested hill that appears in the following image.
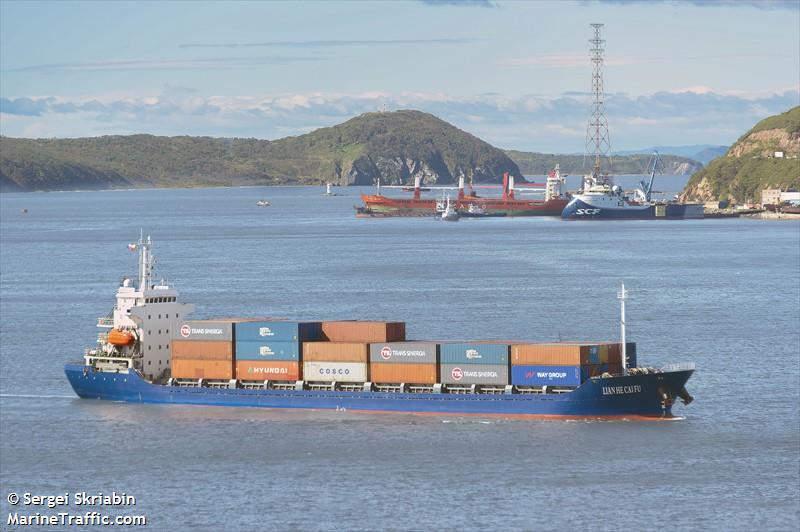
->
[0,110,521,192]
[680,106,800,202]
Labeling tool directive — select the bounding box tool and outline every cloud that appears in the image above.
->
[592,0,799,9]
[6,56,328,73]
[2,88,797,152]
[179,38,482,49]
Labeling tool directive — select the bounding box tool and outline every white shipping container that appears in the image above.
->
[303,361,367,383]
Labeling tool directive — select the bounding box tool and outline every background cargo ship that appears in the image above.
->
[359,168,570,217]
[65,236,694,420]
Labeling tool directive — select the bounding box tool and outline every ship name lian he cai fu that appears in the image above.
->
[65,235,695,420]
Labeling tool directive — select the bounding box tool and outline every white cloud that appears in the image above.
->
[1,88,797,152]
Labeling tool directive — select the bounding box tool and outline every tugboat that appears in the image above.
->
[439,195,460,221]
[561,152,703,220]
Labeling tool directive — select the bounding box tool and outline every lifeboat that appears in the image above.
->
[107,329,135,346]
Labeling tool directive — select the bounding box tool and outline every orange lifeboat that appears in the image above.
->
[107,329,135,346]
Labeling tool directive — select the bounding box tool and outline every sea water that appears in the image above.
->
[1,184,798,530]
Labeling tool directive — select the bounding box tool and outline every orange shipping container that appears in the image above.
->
[236,361,300,381]
[303,342,369,362]
[370,363,437,385]
[511,343,608,366]
[321,321,405,343]
[171,340,233,360]
[171,359,234,380]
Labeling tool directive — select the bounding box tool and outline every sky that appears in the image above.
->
[1,0,798,152]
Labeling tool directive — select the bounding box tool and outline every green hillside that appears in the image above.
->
[0,110,521,192]
[681,107,800,202]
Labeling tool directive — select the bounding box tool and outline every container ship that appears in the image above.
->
[358,168,570,217]
[65,236,695,420]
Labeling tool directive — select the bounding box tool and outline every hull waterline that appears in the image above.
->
[65,364,692,420]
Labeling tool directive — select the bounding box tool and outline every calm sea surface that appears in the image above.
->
[1,182,798,531]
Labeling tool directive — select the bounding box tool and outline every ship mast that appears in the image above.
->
[618,282,628,375]
[137,231,154,292]
[585,23,612,189]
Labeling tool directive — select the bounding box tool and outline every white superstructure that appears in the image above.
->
[94,234,194,381]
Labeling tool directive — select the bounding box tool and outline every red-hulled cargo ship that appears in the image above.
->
[359,167,570,217]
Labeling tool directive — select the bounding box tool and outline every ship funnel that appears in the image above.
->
[414,175,421,200]
[509,176,515,199]
[458,176,465,199]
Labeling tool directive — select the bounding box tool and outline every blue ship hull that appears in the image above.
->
[562,198,699,220]
[65,364,693,420]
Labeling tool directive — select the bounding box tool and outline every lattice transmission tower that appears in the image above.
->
[585,23,612,182]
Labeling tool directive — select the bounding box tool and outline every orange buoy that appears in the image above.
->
[107,329,135,346]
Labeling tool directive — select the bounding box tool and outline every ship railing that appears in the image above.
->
[337,382,370,393]
[446,384,476,395]
[375,383,405,394]
[407,384,436,394]
[97,317,114,328]
[270,381,304,391]
[661,362,696,372]
[170,378,202,388]
[514,386,546,395]
[240,380,268,390]
[306,381,336,392]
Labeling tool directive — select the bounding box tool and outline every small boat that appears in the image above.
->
[459,203,507,218]
[322,183,338,196]
[256,200,271,207]
[440,196,460,221]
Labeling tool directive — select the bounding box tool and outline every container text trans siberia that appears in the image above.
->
[65,235,695,420]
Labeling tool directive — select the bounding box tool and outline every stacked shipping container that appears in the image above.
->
[321,321,405,343]
[302,342,369,382]
[439,343,510,386]
[171,317,636,389]
[510,342,631,387]
[369,342,438,384]
[171,320,237,380]
[234,321,321,381]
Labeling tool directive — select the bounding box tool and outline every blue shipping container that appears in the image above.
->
[235,340,300,361]
[511,365,582,387]
[439,343,509,365]
[234,321,321,342]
